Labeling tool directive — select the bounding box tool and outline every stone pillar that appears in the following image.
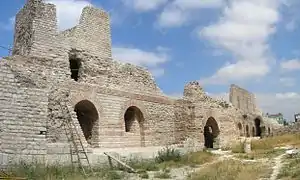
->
[244,138,252,153]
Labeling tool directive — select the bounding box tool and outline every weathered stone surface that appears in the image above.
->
[0,0,281,165]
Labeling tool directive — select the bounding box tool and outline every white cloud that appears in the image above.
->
[200,61,270,85]
[199,0,282,85]
[112,46,169,77]
[279,77,296,87]
[46,0,91,31]
[280,59,300,72]
[157,0,223,28]
[122,0,168,12]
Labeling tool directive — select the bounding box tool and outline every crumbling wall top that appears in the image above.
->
[183,81,205,99]
[59,5,112,58]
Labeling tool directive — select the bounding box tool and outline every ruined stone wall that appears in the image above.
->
[67,82,174,148]
[174,99,196,145]
[68,51,162,95]
[61,6,112,58]
[0,60,48,164]
[12,0,63,60]
[273,122,299,136]
[177,81,242,148]
[229,84,256,114]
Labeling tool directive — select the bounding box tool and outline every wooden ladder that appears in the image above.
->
[58,101,94,177]
[104,152,137,173]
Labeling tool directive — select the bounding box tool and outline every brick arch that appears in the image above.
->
[253,116,263,137]
[120,99,147,147]
[237,122,243,136]
[119,99,148,122]
[68,92,104,147]
[69,93,104,120]
[245,124,250,137]
[203,110,221,130]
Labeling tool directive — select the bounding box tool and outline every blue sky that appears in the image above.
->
[0,0,299,121]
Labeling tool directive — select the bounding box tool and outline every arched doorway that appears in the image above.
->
[203,117,220,149]
[246,125,250,137]
[74,100,99,145]
[254,118,262,137]
[124,106,145,147]
[237,123,243,136]
[252,127,255,137]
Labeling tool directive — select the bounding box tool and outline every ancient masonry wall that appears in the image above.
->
[229,84,277,137]
[0,0,282,166]
[13,0,62,59]
[230,84,256,114]
[0,60,48,164]
[179,82,242,148]
[61,6,112,58]
[67,83,175,148]
[273,122,300,136]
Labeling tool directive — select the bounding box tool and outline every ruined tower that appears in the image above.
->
[12,0,112,60]
[12,0,58,57]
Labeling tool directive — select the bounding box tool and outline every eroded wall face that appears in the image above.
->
[229,84,256,114]
[174,100,198,145]
[0,61,48,163]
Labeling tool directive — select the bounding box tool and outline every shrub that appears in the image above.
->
[155,146,182,163]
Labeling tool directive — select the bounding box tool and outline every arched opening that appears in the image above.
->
[237,123,243,136]
[124,106,145,147]
[254,118,262,137]
[268,127,271,136]
[74,100,99,144]
[203,117,220,149]
[252,127,255,137]
[246,125,250,137]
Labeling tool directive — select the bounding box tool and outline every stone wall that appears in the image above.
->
[0,60,48,164]
[273,122,300,136]
[230,84,256,114]
[13,0,61,59]
[60,6,112,58]
[180,81,241,148]
[0,0,285,167]
[67,81,174,148]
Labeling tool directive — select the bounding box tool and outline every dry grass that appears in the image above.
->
[129,150,215,170]
[160,150,215,168]
[232,134,300,160]
[235,149,285,160]
[277,154,300,180]
[188,159,272,180]
[251,134,300,150]
[4,162,126,180]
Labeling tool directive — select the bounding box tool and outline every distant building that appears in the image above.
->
[294,113,300,122]
[266,113,285,125]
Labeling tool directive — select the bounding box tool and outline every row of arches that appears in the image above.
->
[72,99,272,149]
[74,100,145,146]
[74,100,223,149]
[237,118,272,138]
